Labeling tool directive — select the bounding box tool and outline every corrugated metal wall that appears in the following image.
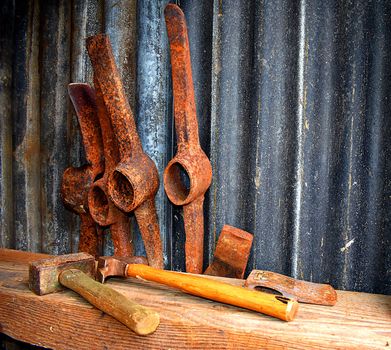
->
[0,0,390,295]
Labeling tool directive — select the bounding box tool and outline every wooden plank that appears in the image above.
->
[0,249,390,349]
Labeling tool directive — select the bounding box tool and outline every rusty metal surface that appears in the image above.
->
[88,78,133,257]
[0,0,14,248]
[163,4,212,274]
[136,0,172,269]
[61,84,104,257]
[204,225,253,279]
[0,0,390,302]
[245,270,337,306]
[86,34,163,268]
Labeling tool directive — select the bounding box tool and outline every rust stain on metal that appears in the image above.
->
[88,77,133,257]
[61,84,104,257]
[204,225,253,279]
[86,34,163,269]
[245,270,338,306]
[163,4,212,273]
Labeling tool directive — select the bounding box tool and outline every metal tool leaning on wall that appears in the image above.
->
[163,4,213,274]
[86,34,163,269]
[61,85,104,257]
[29,253,158,336]
[87,77,134,257]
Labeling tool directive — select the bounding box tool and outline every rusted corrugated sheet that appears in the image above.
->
[136,0,173,267]
[0,0,14,248]
[0,0,390,296]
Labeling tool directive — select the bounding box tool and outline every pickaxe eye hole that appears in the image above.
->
[165,162,191,201]
[90,186,109,222]
[111,170,135,206]
[93,172,104,182]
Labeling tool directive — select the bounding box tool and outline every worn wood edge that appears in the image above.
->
[0,249,390,349]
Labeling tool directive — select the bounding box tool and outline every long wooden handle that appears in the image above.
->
[59,269,159,335]
[126,264,298,321]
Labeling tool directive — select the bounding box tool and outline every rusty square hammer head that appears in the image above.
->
[204,225,253,279]
[29,253,95,295]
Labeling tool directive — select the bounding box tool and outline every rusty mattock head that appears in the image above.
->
[29,253,95,295]
[163,4,212,273]
[86,34,164,269]
[61,84,104,214]
[85,34,159,213]
[61,84,105,257]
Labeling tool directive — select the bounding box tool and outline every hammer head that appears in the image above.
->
[204,225,253,279]
[29,253,95,295]
[96,256,148,283]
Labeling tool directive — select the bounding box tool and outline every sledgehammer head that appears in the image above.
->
[29,253,95,295]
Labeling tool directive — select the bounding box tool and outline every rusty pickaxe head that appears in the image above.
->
[87,77,133,257]
[61,84,104,256]
[163,4,212,274]
[85,34,159,213]
[86,34,163,268]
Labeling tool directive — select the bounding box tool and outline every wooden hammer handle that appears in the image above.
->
[126,264,298,321]
[59,269,159,335]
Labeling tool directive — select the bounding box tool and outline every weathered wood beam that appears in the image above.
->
[0,249,390,349]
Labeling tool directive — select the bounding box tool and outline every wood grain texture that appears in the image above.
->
[0,249,390,349]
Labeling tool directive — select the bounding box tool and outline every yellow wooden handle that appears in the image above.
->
[59,269,160,335]
[126,264,298,321]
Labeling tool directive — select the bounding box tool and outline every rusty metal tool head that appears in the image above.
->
[163,4,212,274]
[86,34,163,269]
[204,225,253,279]
[87,77,133,257]
[244,270,338,306]
[61,84,104,257]
[29,253,159,335]
[97,256,299,322]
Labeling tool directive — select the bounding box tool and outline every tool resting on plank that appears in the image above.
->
[29,253,159,336]
[97,256,299,322]
[245,270,337,306]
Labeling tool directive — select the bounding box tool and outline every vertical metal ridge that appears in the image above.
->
[39,0,72,254]
[207,0,223,264]
[136,0,172,267]
[292,0,307,278]
[12,0,41,252]
[0,0,15,248]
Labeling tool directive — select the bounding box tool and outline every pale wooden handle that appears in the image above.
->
[126,265,299,321]
[59,269,159,335]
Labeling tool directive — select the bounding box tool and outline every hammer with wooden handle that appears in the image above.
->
[29,253,159,336]
[97,256,299,322]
